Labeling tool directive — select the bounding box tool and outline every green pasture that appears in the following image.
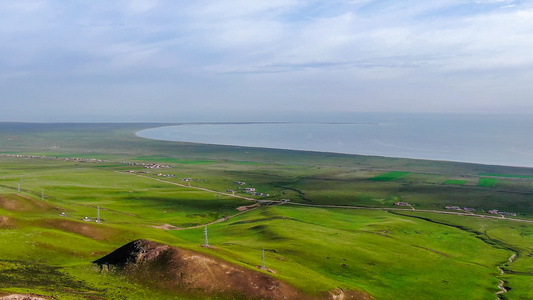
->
[479,173,533,179]
[370,171,411,181]
[170,206,511,299]
[394,211,533,299]
[0,158,251,227]
[444,180,467,185]
[479,178,498,187]
[1,123,533,299]
[134,155,214,164]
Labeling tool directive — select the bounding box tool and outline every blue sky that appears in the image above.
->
[1,0,532,122]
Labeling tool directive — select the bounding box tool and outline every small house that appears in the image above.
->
[445,206,461,210]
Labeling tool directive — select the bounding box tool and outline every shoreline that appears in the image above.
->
[135,124,533,170]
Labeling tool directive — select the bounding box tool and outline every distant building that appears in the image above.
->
[499,211,517,216]
[244,188,256,193]
[234,181,246,185]
[463,207,476,212]
[488,210,499,214]
[445,206,461,210]
[395,202,409,206]
[253,192,269,197]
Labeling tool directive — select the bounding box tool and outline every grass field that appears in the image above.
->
[478,178,498,187]
[134,155,214,164]
[370,171,411,181]
[443,180,467,185]
[479,173,533,179]
[0,123,532,299]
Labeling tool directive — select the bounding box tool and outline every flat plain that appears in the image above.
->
[0,123,532,299]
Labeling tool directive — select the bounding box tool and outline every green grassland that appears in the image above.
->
[479,178,498,187]
[370,171,411,181]
[0,123,532,299]
[480,173,533,179]
[443,180,468,185]
[173,206,522,299]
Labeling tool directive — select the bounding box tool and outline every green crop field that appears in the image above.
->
[443,180,467,185]
[370,171,411,181]
[478,178,498,187]
[0,123,532,299]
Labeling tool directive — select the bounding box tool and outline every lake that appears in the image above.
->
[136,113,533,168]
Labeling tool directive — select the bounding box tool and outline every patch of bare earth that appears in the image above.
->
[325,289,375,300]
[0,216,16,228]
[0,195,46,212]
[94,240,373,300]
[236,203,260,211]
[148,223,180,230]
[0,294,50,300]
[40,219,120,240]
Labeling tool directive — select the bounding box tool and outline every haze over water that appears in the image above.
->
[137,113,533,168]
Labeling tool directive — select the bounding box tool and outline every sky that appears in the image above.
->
[1,0,532,122]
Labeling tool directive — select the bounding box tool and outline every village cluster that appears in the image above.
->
[444,206,516,216]
[444,206,477,212]
[121,161,172,169]
[227,181,269,197]
[395,201,517,217]
[1,154,106,163]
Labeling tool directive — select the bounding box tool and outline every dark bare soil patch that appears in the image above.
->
[39,219,121,241]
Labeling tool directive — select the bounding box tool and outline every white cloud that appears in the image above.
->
[1,0,533,120]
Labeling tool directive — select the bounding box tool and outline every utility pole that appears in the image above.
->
[17,183,20,192]
[204,225,209,246]
[97,206,100,223]
[262,247,265,269]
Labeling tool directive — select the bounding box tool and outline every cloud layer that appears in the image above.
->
[1,0,532,121]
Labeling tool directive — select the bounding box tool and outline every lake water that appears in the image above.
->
[136,113,533,168]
